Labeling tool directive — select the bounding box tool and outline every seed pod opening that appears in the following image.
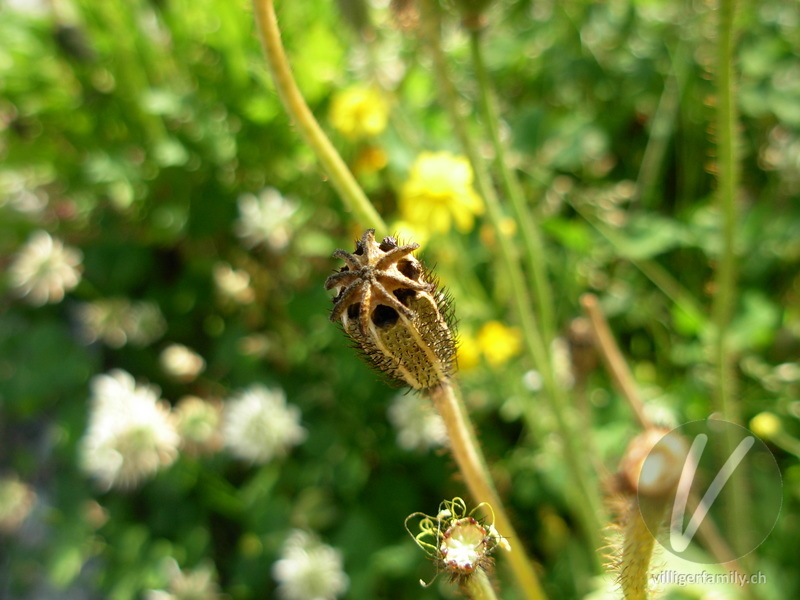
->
[325,229,457,390]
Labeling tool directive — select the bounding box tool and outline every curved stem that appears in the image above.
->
[252,0,386,231]
[429,380,547,600]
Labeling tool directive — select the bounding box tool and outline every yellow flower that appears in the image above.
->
[399,152,483,234]
[456,331,481,371]
[750,412,781,440]
[329,86,389,140]
[477,321,522,367]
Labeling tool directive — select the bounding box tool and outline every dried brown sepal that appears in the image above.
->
[325,229,457,390]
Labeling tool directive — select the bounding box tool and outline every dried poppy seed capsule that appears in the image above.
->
[324,229,456,390]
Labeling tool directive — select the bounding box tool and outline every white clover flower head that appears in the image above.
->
[387,392,447,451]
[272,530,349,600]
[234,187,298,251]
[174,396,222,454]
[160,343,206,382]
[212,262,254,304]
[406,497,508,585]
[9,230,82,305]
[222,385,306,463]
[80,370,180,491]
[75,298,166,348]
[146,558,222,600]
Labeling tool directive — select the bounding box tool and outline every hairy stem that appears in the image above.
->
[711,0,740,424]
[464,568,501,600]
[252,0,386,230]
[712,0,749,561]
[429,380,547,600]
[618,497,663,600]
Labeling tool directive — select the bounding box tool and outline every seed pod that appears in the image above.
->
[325,229,456,390]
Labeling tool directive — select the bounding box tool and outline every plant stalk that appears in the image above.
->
[252,0,386,231]
[580,294,651,430]
[712,0,749,562]
[711,0,740,424]
[464,568,501,600]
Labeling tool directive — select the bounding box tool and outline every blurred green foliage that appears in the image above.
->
[1,0,799,599]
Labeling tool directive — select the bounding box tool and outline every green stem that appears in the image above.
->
[712,0,739,424]
[468,28,556,343]
[464,569,500,600]
[429,380,547,600]
[712,0,749,563]
[252,0,386,231]
[420,0,604,554]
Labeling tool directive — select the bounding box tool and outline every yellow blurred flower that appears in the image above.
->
[456,331,481,371]
[750,412,781,439]
[399,151,484,234]
[477,321,522,367]
[329,86,389,140]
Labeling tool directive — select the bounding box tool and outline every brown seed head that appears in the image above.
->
[325,229,456,390]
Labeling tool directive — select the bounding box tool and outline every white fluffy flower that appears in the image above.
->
[160,344,206,382]
[222,385,306,463]
[8,230,82,305]
[272,530,349,600]
[234,187,297,251]
[80,370,180,490]
[387,392,447,451]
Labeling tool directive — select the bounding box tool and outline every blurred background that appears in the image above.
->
[1,0,799,598]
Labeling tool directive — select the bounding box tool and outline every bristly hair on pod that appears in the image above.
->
[324,229,457,390]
